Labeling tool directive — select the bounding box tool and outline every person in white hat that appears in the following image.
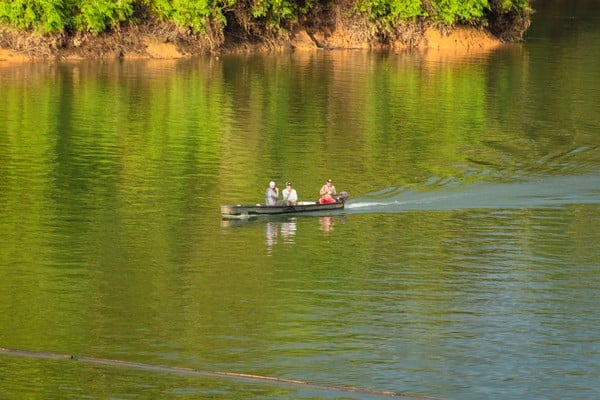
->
[265,181,279,205]
[282,182,298,206]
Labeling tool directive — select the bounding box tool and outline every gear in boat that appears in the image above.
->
[221,191,348,219]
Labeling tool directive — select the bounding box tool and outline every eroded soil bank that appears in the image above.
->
[1,23,503,64]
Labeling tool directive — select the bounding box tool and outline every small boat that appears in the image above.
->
[221,201,344,219]
[221,192,348,219]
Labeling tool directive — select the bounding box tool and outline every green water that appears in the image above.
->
[1,1,599,399]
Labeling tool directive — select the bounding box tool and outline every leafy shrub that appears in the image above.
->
[0,0,134,33]
[250,0,298,31]
[152,0,248,36]
[0,0,67,32]
[0,0,532,40]
[427,0,489,25]
[72,0,135,33]
[356,0,424,21]
[355,0,489,31]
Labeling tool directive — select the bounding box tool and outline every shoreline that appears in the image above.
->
[1,26,503,65]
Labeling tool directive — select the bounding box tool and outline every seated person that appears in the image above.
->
[319,178,337,204]
[282,182,298,206]
[265,181,279,206]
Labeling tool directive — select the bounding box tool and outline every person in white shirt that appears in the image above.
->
[282,181,298,206]
[265,181,279,205]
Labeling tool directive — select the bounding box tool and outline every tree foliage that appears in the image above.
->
[0,0,135,33]
[355,0,424,32]
[0,0,531,39]
[73,0,135,33]
[150,0,235,33]
[428,0,490,25]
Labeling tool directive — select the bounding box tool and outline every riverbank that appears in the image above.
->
[1,23,502,65]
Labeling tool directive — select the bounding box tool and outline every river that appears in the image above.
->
[0,1,599,399]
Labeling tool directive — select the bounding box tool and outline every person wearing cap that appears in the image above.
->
[282,182,298,206]
[319,178,337,204]
[265,181,279,206]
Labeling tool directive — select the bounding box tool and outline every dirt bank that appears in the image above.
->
[0,24,502,65]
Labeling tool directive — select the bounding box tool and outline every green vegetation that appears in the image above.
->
[0,0,531,40]
[0,0,135,33]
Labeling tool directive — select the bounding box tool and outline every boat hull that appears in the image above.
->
[221,201,344,219]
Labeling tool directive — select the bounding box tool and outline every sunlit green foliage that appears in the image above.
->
[0,0,531,37]
[356,0,491,30]
[150,0,235,33]
[0,0,135,33]
[0,0,67,32]
[429,0,489,24]
[355,0,424,32]
[250,0,298,30]
[72,0,135,33]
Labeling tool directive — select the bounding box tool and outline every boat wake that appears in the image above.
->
[345,171,600,214]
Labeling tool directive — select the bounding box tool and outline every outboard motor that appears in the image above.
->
[337,191,349,203]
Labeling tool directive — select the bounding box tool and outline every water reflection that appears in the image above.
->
[265,221,278,253]
[319,216,335,233]
[280,219,297,242]
[265,219,297,254]
[319,215,347,234]
[2,2,599,397]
